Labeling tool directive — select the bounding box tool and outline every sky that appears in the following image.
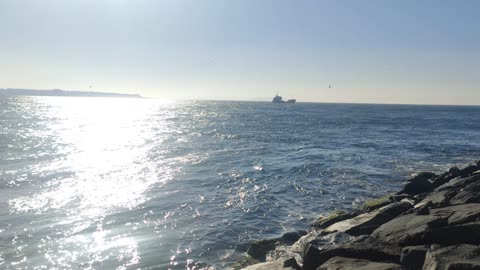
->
[1,0,479,104]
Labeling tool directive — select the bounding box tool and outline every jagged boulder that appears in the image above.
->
[414,190,456,209]
[417,222,480,246]
[431,167,462,188]
[247,239,280,261]
[399,173,436,195]
[435,173,480,192]
[302,237,401,270]
[400,245,430,270]
[372,204,480,246]
[323,201,413,236]
[422,245,480,270]
[317,256,402,270]
[449,180,480,205]
[281,230,308,245]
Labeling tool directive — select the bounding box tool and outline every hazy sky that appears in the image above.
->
[1,0,479,104]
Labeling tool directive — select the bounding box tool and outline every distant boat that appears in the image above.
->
[272,92,296,103]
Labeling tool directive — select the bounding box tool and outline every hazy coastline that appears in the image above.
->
[0,88,142,98]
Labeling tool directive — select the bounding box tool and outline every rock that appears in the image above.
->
[302,237,401,270]
[459,164,480,178]
[399,176,434,195]
[431,167,462,188]
[361,195,393,212]
[434,203,480,225]
[241,257,300,270]
[423,245,480,270]
[434,172,480,192]
[372,204,480,246]
[390,194,414,202]
[308,232,366,248]
[317,256,402,270]
[247,239,280,261]
[415,201,433,215]
[287,231,361,261]
[324,201,413,236]
[400,245,430,270]
[231,256,261,270]
[281,230,308,245]
[419,222,480,246]
[414,190,456,209]
[312,211,356,229]
[410,172,438,181]
[450,180,480,205]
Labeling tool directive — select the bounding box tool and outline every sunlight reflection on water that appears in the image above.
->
[7,97,177,269]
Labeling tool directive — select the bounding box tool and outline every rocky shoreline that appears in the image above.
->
[233,160,480,270]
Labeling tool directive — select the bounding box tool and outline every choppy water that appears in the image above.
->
[1,96,479,269]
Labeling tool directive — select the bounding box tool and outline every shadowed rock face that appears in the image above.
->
[423,245,480,270]
[400,245,430,270]
[317,256,402,270]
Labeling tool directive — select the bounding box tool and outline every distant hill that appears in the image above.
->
[0,88,142,98]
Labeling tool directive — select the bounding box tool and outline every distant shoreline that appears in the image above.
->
[0,88,142,98]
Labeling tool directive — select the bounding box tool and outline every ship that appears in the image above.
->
[272,92,296,103]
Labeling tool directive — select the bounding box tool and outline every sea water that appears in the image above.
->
[1,96,479,269]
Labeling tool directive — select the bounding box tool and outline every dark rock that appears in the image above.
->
[436,174,480,192]
[445,262,480,269]
[324,201,413,236]
[409,172,438,182]
[241,257,300,270]
[415,201,432,215]
[317,256,402,270]
[283,257,301,269]
[399,176,434,195]
[312,211,356,229]
[282,230,308,245]
[372,204,480,246]
[400,245,430,270]
[426,216,449,229]
[420,222,480,246]
[236,242,251,252]
[423,245,480,270]
[247,239,280,261]
[302,237,401,270]
[432,167,462,189]
[450,180,480,205]
[460,164,480,178]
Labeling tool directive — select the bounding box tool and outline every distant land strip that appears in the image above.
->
[0,88,142,98]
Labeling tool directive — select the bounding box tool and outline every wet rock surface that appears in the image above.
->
[239,161,480,270]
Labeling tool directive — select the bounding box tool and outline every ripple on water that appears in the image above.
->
[1,98,480,269]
